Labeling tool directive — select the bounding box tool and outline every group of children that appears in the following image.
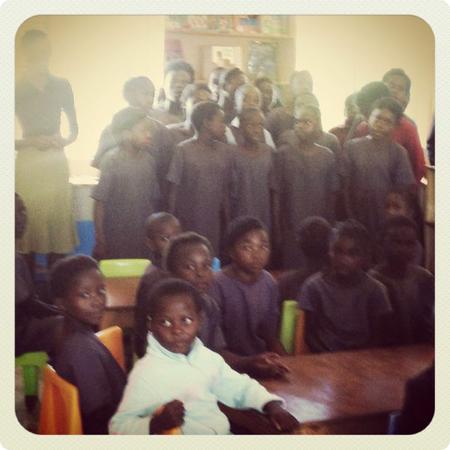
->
[15,59,434,435]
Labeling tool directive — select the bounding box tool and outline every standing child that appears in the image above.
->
[110,278,299,435]
[230,107,276,232]
[298,220,392,353]
[92,107,160,259]
[274,104,339,269]
[214,217,286,357]
[343,97,416,237]
[167,101,234,256]
[49,255,127,434]
[134,213,182,357]
[369,216,434,345]
[217,67,248,124]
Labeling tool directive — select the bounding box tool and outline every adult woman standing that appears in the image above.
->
[15,29,79,272]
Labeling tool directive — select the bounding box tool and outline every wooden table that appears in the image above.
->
[221,345,434,434]
[100,277,140,330]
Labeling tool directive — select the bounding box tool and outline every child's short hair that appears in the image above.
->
[370,97,404,124]
[50,255,99,300]
[356,81,390,117]
[190,101,222,133]
[163,232,213,273]
[21,29,47,46]
[382,68,411,95]
[122,76,154,105]
[180,82,211,104]
[145,212,179,239]
[296,216,332,259]
[145,277,204,317]
[331,219,370,255]
[380,215,418,240]
[224,216,268,251]
[111,107,148,138]
[164,59,195,81]
[239,106,262,125]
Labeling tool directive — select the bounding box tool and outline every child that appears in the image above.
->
[161,231,288,378]
[369,216,434,345]
[278,216,332,304]
[227,84,276,149]
[208,66,226,102]
[214,217,286,357]
[110,278,299,435]
[134,213,182,357]
[343,97,416,237]
[167,101,234,256]
[49,255,127,434]
[92,107,160,259]
[229,107,276,232]
[273,104,339,269]
[217,67,248,124]
[254,76,282,115]
[298,220,392,353]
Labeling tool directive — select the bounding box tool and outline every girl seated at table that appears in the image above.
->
[49,255,127,434]
[297,220,392,353]
[110,278,299,434]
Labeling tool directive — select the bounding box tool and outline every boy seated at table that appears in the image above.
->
[297,220,392,353]
[49,255,127,434]
[134,212,182,357]
[370,216,434,345]
[110,278,299,435]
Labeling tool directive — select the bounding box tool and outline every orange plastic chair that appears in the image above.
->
[96,326,126,371]
[38,365,83,434]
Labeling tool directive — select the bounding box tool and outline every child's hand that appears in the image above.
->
[263,400,299,433]
[149,400,185,434]
[249,353,290,379]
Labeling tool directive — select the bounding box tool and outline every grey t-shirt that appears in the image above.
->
[167,138,234,255]
[92,147,160,258]
[343,136,415,234]
[230,143,275,231]
[298,271,392,353]
[213,270,280,356]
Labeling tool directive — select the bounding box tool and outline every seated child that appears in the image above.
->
[109,278,299,435]
[92,107,160,259]
[278,216,332,304]
[163,231,288,378]
[298,220,392,353]
[369,216,434,345]
[214,216,287,357]
[230,107,276,232]
[134,212,181,357]
[49,255,127,434]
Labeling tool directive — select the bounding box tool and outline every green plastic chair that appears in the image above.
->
[99,259,151,278]
[279,300,299,354]
[15,351,48,410]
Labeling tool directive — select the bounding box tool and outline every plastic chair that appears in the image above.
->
[95,326,126,371]
[279,300,298,354]
[15,351,48,410]
[38,365,83,434]
[99,259,150,278]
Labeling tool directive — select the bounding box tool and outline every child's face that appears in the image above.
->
[385,193,410,219]
[330,236,364,280]
[230,229,270,276]
[205,110,226,140]
[146,219,182,257]
[384,226,417,264]
[173,243,213,294]
[241,112,264,145]
[185,89,211,118]
[368,107,396,140]
[294,110,318,143]
[384,75,409,110]
[129,117,153,150]
[62,268,106,326]
[149,293,201,355]
[165,70,191,102]
[134,84,155,112]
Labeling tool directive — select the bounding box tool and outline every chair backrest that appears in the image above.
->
[99,259,151,278]
[95,326,126,371]
[279,300,299,354]
[38,365,83,434]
